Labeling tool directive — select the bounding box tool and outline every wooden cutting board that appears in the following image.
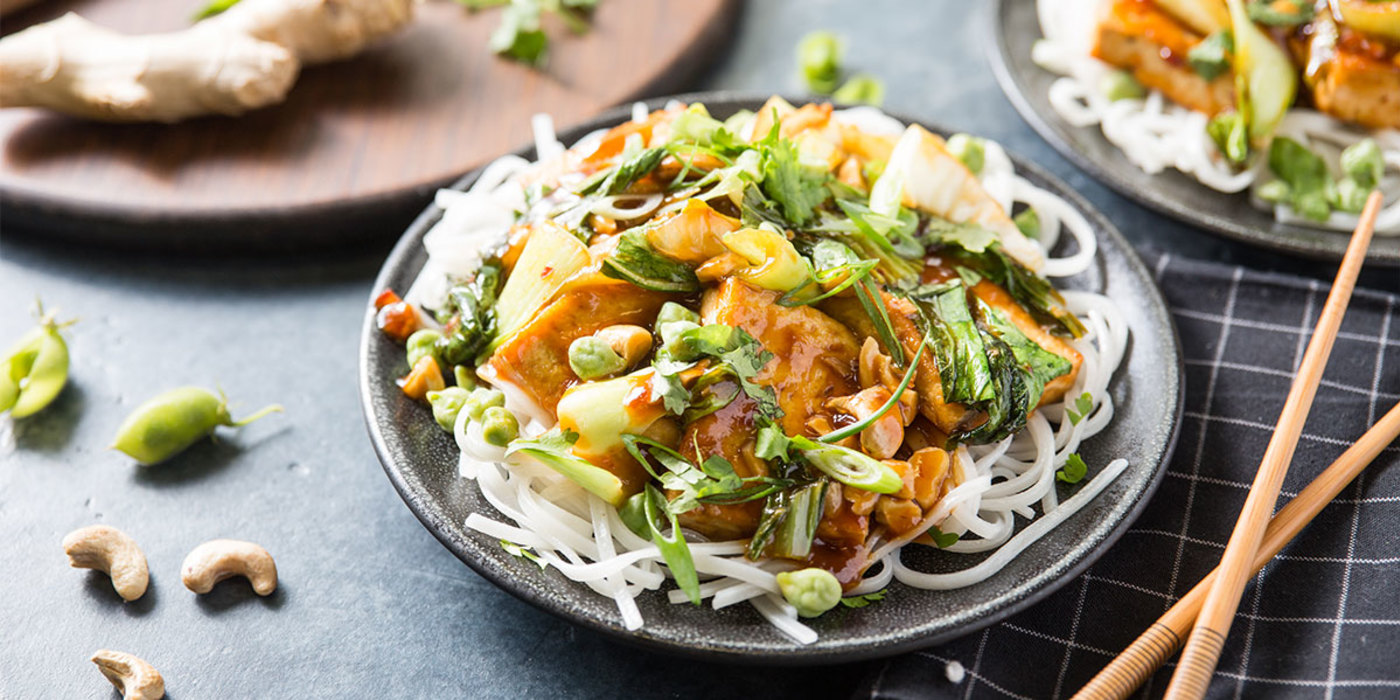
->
[0,0,738,251]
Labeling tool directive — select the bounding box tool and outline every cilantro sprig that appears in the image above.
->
[1057,453,1089,484]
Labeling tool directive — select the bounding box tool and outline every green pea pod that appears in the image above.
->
[111,387,282,465]
[3,309,72,418]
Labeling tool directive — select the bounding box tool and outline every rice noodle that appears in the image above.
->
[415,105,1134,644]
[1032,0,1400,235]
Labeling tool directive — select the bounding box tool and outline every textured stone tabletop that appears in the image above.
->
[2,2,1394,698]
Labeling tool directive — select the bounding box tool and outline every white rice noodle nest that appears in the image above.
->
[1032,0,1400,235]
[418,103,1133,644]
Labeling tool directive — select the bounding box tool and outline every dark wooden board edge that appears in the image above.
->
[0,0,740,255]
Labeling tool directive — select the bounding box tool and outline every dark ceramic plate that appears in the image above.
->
[985,0,1400,265]
[358,93,1184,664]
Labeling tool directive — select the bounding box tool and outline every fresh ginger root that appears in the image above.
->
[0,0,413,123]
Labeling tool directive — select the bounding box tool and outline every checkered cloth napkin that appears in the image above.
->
[859,253,1400,699]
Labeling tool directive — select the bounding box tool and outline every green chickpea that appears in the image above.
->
[427,387,471,432]
[111,387,282,465]
[480,406,519,447]
[1257,179,1292,204]
[946,133,986,175]
[1100,70,1146,102]
[655,302,700,329]
[2,303,74,419]
[775,567,843,618]
[1013,207,1041,239]
[796,30,843,94]
[463,388,505,422]
[568,336,626,380]
[659,320,701,361]
[405,329,443,370]
[452,365,477,391]
[1340,138,1383,188]
[1334,177,1370,214]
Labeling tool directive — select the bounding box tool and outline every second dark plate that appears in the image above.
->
[986,0,1400,265]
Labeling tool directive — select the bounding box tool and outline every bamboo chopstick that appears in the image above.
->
[1072,398,1400,700]
[1162,191,1383,700]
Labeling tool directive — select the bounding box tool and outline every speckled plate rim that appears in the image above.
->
[983,0,1400,265]
[358,92,1185,665]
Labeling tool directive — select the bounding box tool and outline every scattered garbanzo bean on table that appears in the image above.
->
[110,387,282,465]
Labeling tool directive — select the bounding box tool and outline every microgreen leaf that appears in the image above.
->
[1057,453,1089,484]
[839,589,887,608]
[500,540,548,569]
[930,528,960,549]
[1067,392,1094,426]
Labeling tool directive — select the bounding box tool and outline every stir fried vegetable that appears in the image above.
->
[382,99,1093,608]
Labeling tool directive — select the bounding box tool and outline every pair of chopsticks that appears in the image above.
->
[1074,191,1387,700]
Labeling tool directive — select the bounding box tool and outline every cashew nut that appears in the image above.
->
[826,386,906,459]
[592,324,653,370]
[181,539,277,596]
[91,649,164,700]
[62,525,149,602]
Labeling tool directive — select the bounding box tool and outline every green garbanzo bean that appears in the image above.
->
[405,329,443,370]
[567,336,625,380]
[111,387,282,465]
[463,388,505,422]
[2,303,73,419]
[427,387,471,432]
[1100,70,1146,102]
[946,133,986,175]
[775,567,843,618]
[480,406,519,447]
[452,365,477,391]
[655,302,700,329]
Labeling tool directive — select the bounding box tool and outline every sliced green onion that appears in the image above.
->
[642,484,700,605]
[505,430,626,506]
[818,341,924,443]
[776,258,879,307]
[789,435,902,494]
[854,279,905,368]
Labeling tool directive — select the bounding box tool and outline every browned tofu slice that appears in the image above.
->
[1304,40,1400,129]
[970,281,1083,406]
[484,272,670,419]
[700,278,862,435]
[1093,0,1236,115]
[676,278,862,539]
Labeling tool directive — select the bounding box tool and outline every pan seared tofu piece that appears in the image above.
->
[1093,0,1236,115]
[970,281,1083,406]
[821,294,986,436]
[1301,35,1400,129]
[484,272,670,419]
[676,278,861,539]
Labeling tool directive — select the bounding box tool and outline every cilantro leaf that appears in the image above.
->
[754,122,829,226]
[1188,30,1234,82]
[1057,453,1089,484]
[489,0,549,65]
[754,420,793,462]
[1067,392,1094,426]
[655,323,782,420]
[839,589,887,609]
[1246,0,1314,26]
[930,528,960,548]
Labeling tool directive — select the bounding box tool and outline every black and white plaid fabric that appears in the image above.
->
[860,254,1400,700]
